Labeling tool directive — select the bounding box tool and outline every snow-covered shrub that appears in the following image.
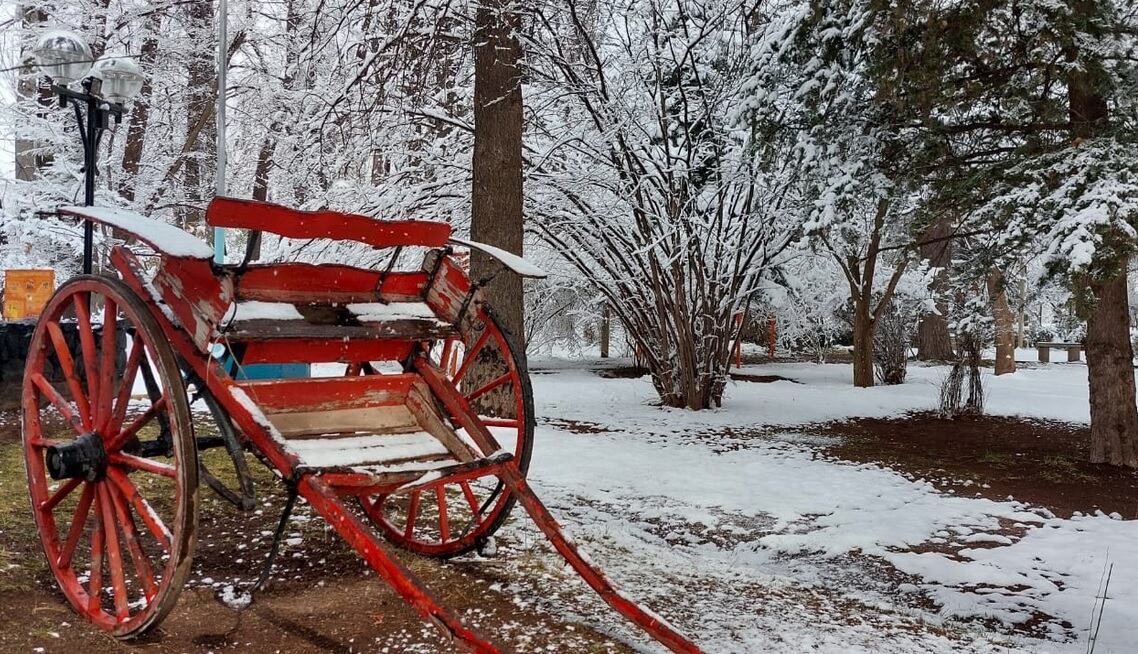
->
[527,0,800,408]
[940,298,989,417]
[874,301,910,386]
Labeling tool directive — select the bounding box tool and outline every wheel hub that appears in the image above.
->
[46,432,107,481]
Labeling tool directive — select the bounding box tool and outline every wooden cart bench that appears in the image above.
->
[1036,342,1082,363]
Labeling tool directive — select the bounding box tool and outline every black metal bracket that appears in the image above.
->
[454,267,502,332]
[371,245,404,304]
[250,479,300,595]
[425,246,453,291]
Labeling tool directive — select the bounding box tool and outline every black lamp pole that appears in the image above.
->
[52,78,124,275]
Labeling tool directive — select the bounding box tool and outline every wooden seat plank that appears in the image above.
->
[207,197,451,249]
[224,318,456,342]
[233,264,429,305]
[237,339,415,365]
[236,374,416,414]
[270,406,421,438]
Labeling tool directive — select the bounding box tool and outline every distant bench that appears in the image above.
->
[1036,342,1081,363]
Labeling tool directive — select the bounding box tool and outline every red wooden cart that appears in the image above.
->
[20,198,702,653]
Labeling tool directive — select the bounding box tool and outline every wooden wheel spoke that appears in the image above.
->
[106,468,171,553]
[452,330,492,384]
[436,486,450,542]
[108,395,167,452]
[465,372,512,403]
[459,481,480,516]
[31,373,85,435]
[110,452,176,478]
[27,436,67,449]
[57,483,95,569]
[96,297,118,433]
[438,338,457,374]
[106,480,157,601]
[74,294,100,427]
[45,322,92,431]
[108,335,144,437]
[404,490,421,539]
[479,418,519,428]
[97,484,131,620]
[88,491,105,614]
[40,477,83,512]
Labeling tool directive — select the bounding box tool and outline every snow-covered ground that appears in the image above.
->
[514,359,1137,653]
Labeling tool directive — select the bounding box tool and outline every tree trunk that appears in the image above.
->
[242,136,275,262]
[852,299,874,387]
[917,314,954,360]
[466,0,525,418]
[1068,45,1136,467]
[839,199,905,388]
[15,5,52,182]
[120,17,160,201]
[182,0,216,229]
[916,218,955,360]
[988,268,1017,375]
[600,304,610,358]
[252,137,273,203]
[470,0,525,341]
[1084,270,1138,467]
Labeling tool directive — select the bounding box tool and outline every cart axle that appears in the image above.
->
[46,432,106,481]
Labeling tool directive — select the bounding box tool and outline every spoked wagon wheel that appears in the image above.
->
[21,275,198,637]
[358,307,534,558]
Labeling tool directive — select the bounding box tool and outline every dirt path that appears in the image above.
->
[0,409,632,654]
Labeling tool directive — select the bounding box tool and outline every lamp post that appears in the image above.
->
[32,31,144,274]
[215,0,228,264]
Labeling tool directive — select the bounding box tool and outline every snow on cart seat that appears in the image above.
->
[287,432,450,468]
[60,205,214,259]
[346,301,442,322]
[225,300,446,324]
[230,301,305,322]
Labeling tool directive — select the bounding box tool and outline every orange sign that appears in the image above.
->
[3,269,55,320]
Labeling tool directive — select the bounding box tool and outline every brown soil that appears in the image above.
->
[0,409,633,654]
[813,412,1138,519]
[542,418,613,434]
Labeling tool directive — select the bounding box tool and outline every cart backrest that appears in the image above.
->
[206,197,452,249]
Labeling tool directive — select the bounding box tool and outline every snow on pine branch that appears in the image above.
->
[975,138,1138,280]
